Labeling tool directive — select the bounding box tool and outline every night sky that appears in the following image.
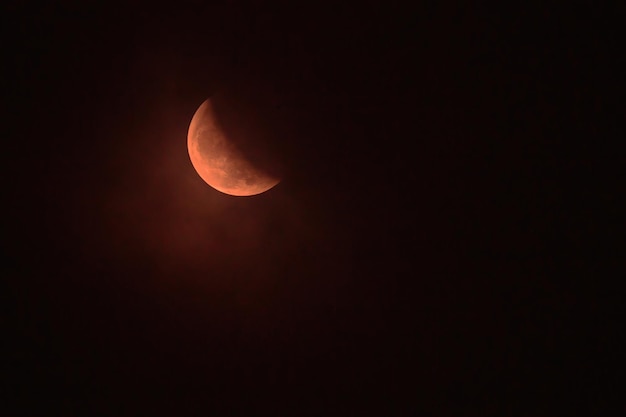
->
[5,2,623,415]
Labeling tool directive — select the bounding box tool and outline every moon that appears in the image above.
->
[187,99,281,196]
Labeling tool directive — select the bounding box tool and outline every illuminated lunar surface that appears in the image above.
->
[187,99,280,196]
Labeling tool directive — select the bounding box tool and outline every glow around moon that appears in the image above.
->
[187,99,280,196]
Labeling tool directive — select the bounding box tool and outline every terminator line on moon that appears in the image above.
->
[187,99,281,196]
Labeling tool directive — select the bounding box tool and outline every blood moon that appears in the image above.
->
[187,99,280,196]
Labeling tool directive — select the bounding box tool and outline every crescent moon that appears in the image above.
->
[187,99,281,196]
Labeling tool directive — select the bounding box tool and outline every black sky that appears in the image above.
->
[4,2,623,415]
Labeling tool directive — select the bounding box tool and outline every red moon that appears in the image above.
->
[187,99,281,196]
